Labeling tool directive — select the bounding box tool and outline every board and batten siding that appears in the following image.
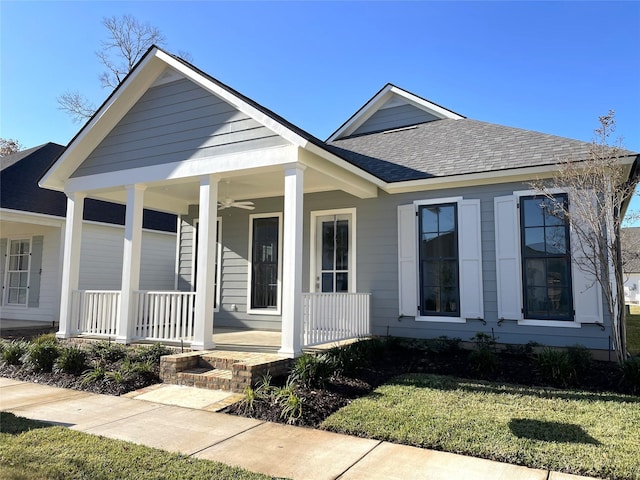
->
[72,77,289,178]
[352,104,439,136]
[79,223,176,291]
[0,223,62,323]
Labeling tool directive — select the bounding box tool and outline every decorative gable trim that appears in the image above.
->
[327,84,465,142]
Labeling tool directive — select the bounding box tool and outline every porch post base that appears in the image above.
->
[277,347,302,359]
[56,330,71,340]
[115,336,131,345]
[191,340,215,351]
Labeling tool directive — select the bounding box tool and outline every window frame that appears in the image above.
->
[3,237,31,307]
[414,197,466,323]
[247,212,283,315]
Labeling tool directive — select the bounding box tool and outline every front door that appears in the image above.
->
[315,214,352,293]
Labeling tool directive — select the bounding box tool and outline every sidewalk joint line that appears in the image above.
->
[334,440,383,479]
[188,420,267,456]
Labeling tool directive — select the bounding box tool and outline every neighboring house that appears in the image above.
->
[40,46,639,357]
[623,227,640,305]
[0,142,178,326]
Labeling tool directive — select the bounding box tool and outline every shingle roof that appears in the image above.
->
[327,118,637,183]
[1,143,176,232]
[623,227,640,273]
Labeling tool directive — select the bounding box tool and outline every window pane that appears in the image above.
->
[321,221,335,270]
[8,289,19,304]
[421,233,439,257]
[321,273,333,293]
[439,231,456,257]
[524,228,545,255]
[422,261,439,286]
[422,286,439,313]
[546,258,570,287]
[523,198,545,227]
[438,206,456,233]
[441,287,459,314]
[441,260,458,287]
[252,217,279,309]
[543,199,565,226]
[336,273,348,292]
[545,227,567,254]
[421,207,439,233]
[335,220,349,270]
[18,289,27,304]
[526,287,548,317]
[548,287,571,318]
[525,258,546,286]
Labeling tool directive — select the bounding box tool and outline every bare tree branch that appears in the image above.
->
[0,138,23,156]
[529,111,639,362]
[57,91,96,123]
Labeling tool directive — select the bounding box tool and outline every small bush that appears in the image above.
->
[620,356,640,394]
[567,344,591,376]
[130,343,171,365]
[537,348,575,386]
[89,341,127,363]
[31,333,58,346]
[290,353,335,388]
[1,340,28,366]
[276,377,304,424]
[81,364,106,385]
[54,345,87,375]
[469,333,498,375]
[24,341,60,372]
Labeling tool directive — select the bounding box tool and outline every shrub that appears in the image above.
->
[54,345,87,375]
[31,333,58,346]
[81,364,106,385]
[89,341,127,363]
[276,377,304,424]
[24,341,60,372]
[130,343,171,365]
[290,353,335,388]
[1,340,28,366]
[567,344,591,376]
[537,348,575,386]
[620,356,640,394]
[469,333,498,375]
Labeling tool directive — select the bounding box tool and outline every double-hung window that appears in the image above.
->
[5,239,31,306]
[520,194,572,320]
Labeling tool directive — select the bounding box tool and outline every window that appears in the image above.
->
[520,194,572,320]
[419,204,459,316]
[5,239,31,305]
[249,214,281,312]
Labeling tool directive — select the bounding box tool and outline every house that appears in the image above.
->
[623,227,640,305]
[0,142,177,328]
[40,46,639,357]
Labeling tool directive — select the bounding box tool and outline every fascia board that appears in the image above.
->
[40,50,168,191]
[155,50,311,149]
[93,190,190,216]
[0,208,65,227]
[382,155,639,194]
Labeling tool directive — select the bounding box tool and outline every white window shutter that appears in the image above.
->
[459,199,484,319]
[570,198,603,324]
[494,195,522,320]
[398,204,417,317]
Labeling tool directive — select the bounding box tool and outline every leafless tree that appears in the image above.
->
[0,138,23,156]
[58,14,165,123]
[530,111,638,363]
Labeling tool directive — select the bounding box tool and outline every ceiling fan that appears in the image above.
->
[218,197,255,210]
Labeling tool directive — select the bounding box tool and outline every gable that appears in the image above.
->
[71,76,289,178]
[351,102,440,136]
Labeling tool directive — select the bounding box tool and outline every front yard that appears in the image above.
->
[627,313,640,356]
[321,374,640,480]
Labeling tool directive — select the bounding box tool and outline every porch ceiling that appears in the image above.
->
[86,164,370,215]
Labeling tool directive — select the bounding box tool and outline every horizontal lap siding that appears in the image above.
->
[72,78,287,178]
[352,104,439,136]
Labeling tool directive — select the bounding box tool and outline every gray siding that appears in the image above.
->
[177,183,612,350]
[72,78,288,178]
[352,104,438,136]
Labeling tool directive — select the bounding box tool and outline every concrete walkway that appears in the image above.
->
[0,378,598,480]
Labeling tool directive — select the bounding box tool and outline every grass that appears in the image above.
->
[0,412,277,480]
[627,314,640,356]
[321,374,640,480]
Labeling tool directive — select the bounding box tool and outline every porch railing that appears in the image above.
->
[133,291,196,342]
[302,292,371,347]
[71,290,120,337]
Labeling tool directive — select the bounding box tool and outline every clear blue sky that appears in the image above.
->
[1,1,639,221]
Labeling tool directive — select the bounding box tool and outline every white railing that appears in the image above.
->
[71,290,120,337]
[302,292,371,347]
[133,291,196,342]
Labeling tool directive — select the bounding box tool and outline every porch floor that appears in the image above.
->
[212,327,280,352]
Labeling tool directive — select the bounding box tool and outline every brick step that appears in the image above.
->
[176,367,233,390]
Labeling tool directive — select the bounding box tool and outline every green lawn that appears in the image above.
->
[0,412,276,480]
[627,314,640,356]
[321,374,640,480]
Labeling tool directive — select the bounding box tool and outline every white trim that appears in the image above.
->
[2,237,32,308]
[247,212,283,316]
[0,209,64,227]
[309,208,357,294]
[174,216,181,290]
[518,319,582,328]
[81,219,175,235]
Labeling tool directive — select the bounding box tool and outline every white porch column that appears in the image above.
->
[193,175,218,350]
[57,192,86,339]
[116,184,145,344]
[279,164,305,357]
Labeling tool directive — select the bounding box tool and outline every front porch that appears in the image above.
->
[67,289,371,353]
